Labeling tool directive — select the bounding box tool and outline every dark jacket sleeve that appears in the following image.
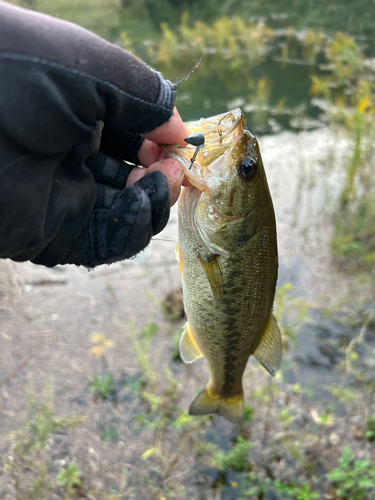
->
[0,1,176,265]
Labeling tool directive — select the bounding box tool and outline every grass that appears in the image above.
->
[327,446,375,500]
[3,387,84,500]
[90,373,116,400]
[57,463,82,500]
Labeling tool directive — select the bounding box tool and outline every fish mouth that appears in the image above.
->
[160,108,245,192]
[188,107,244,146]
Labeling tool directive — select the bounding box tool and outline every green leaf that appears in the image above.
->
[142,447,159,460]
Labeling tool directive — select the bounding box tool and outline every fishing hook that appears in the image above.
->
[184,132,205,170]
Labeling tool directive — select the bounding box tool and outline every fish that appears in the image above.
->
[162,108,281,423]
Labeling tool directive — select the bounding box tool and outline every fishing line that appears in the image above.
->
[151,238,175,242]
[173,58,203,87]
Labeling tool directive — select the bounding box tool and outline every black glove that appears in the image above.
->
[0,1,175,267]
[57,153,170,268]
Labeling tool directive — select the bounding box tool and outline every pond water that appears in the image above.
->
[11,0,375,133]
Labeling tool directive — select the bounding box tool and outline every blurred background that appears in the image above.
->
[1,1,375,499]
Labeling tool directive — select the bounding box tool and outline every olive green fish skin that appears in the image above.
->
[179,160,277,399]
[161,109,279,419]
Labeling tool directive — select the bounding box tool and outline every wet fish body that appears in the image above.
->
[163,109,281,423]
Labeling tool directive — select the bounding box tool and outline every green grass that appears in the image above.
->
[57,463,82,500]
[327,446,375,500]
[4,388,84,500]
[89,373,116,400]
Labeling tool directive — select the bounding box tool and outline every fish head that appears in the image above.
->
[161,108,273,256]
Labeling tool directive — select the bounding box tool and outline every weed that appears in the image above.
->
[129,319,159,390]
[310,33,375,269]
[243,403,255,425]
[57,463,82,499]
[90,332,113,371]
[366,412,375,441]
[90,373,116,400]
[155,14,274,66]
[172,411,195,431]
[327,446,375,499]
[274,283,309,351]
[212,437,253,473]
[5,387,83,500]
[277,406,295,425]
[326,385,357,403]
[274,480,319,499]
[101,426,119,443]
[134,413,161,432]
[162,288,185,321]
[246,77,274,131]
[170,326,184,363]
[345,316,372,382]
[139,321,159,341]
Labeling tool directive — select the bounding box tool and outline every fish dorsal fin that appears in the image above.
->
[253,313,282,376]
[198,254,223,306]
[180,321,204,363]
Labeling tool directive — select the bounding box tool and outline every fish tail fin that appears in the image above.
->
[189,384,244,423]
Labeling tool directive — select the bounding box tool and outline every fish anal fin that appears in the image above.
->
[198,254,223,306]
[180,321,203,363]
[189,384,244,423]
[253,313,282,376]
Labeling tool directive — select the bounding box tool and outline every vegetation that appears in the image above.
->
[4,388,84,499]
[3,308,374,499]
[366,413,375,442]
[57,463,82,499]
[327,446,375,500]
[138,17,375,270]
[90,373,116,400]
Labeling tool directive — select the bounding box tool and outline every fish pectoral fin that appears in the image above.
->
[180,322,203,363]
[189,385,244,423]
[175,243,180,264]
[175,243,183,281]
[198,254,223,306]
[253,313,282,376]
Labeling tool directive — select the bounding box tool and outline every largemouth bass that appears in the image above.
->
[163,108,281,423]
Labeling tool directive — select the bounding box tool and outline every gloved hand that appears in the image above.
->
[0,1,189,268]
[59,152,171,267]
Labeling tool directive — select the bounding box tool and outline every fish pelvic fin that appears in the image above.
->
[253,313,282,376]
[180,321,204,363]
[189,384,244,423]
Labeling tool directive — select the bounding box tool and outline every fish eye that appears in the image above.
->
[239,156,258,181]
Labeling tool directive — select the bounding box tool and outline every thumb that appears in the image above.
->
[141,107,190,146]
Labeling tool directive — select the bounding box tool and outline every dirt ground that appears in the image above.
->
[1,128,374,500]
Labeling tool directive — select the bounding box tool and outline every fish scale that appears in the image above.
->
[162,108,282,423]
